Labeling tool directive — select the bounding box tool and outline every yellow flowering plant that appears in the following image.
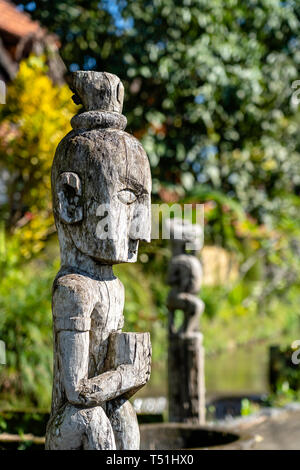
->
[0,55,78,260]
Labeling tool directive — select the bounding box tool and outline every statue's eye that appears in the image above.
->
[118,189,137,205]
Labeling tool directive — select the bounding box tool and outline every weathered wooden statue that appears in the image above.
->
[45,71,152,450]
[167,219,205,424]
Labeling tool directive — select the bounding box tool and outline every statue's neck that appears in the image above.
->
[60,247,115,280]
[71,110,127,131]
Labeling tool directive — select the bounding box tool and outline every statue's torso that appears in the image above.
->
[87,276,125,377]
[51,269,124,415]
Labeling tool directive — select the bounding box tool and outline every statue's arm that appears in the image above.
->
[53,282,150,407]
[57,330,150,406]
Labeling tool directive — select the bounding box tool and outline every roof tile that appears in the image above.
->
[0,0,44,38]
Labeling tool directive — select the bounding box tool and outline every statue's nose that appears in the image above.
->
[129,212,151,242]
[129,231,151,243]
[139,235,151,243]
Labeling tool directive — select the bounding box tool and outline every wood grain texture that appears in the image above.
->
[46,71,152,450]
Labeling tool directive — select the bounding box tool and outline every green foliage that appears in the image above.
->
[202,282,300,354]
[185,185,300,330]
[266,387,300,408]
[16,0,300,210]
[241,398,260,417]
[0,234,56,409]
[0,410,49,436]
[269,344,300,395]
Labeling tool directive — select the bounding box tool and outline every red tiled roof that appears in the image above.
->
[0,0,44,39]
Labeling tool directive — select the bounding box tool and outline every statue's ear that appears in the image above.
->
[57,172,83,224]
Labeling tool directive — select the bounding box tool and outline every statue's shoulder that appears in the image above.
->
[53,270,93,293]
[52,272,94,318]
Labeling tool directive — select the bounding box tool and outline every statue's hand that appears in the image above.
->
[106,331,151,397]
[124,335,151,390]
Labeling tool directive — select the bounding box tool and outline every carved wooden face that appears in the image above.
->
[53,129,151,264]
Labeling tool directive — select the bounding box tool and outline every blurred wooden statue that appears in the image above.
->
[167,218,205,424]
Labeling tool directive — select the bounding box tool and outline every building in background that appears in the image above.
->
[0,0,65,84]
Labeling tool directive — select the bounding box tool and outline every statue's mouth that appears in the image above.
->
[128,239,138,261]
[128,239,138,254]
